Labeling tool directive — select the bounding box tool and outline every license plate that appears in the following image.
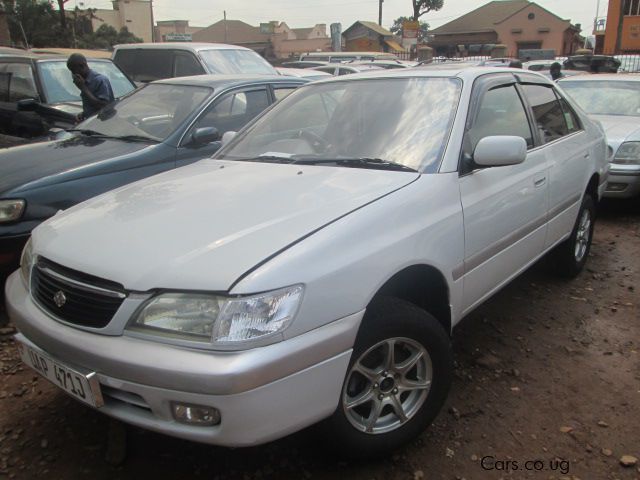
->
[16,339,103,408]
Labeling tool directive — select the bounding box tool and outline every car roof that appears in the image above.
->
[309,66,553,84]
[152,74,308,88]
[113,42,252,52]
[275,67,332,77]
[0,53,115,63]
[558,73,640,82]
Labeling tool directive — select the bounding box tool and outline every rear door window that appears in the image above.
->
[521,84,570,143]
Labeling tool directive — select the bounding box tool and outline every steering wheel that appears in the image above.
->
[297,129,329,152]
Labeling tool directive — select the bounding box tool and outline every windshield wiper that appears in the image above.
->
[67,128,109,137]
[66,129,159,143]
[291,157,418,172]
[231,153,296,164]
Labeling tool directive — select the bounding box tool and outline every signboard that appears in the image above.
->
[164,33,192,42]
[260,23,275,34]
[402,20,420,39]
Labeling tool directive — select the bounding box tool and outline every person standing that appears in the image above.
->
[550,62,564,81]
[66,53,115,121]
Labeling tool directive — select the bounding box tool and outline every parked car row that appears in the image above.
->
[3,63,614,457]
[0,73,308,282]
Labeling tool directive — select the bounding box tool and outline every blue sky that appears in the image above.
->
[72,0,608,36]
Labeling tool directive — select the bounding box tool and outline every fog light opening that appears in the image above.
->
[171,402,221,426]
[606,183,627,192]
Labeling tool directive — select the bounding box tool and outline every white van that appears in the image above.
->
[113,43,277,83]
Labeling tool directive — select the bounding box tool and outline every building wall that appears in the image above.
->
[91,0,153,42]
[272,36,331,58]
[493,3,577,55]
[604,0,640,52]
[343,24,384,51]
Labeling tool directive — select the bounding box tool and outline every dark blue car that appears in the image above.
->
[0,74,308,280]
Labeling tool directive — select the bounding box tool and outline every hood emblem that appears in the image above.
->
[53,291,67,308]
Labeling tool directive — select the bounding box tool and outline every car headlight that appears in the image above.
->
[130,285,304,346]
[614,142,640,165]
[0,199,25,223]
[20,238,34,289]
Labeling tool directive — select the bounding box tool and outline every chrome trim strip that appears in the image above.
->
[452,263,465,282]
[465,213,547,275]
[548,193,581,221]
[37,266,126,299]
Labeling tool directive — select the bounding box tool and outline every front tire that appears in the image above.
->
[551,193,595,278]
[321,297,452,458]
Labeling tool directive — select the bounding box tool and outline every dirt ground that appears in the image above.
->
[0,199,638,480]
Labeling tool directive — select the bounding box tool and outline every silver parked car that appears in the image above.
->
[6,67,607,456]
[559,74,640,198]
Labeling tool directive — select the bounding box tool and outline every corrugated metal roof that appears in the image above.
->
[430,0,530,35]
[344,21,394,37]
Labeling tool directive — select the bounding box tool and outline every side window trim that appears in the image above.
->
[459,73,533,175]
[553,88,583,133]
[519,82,574,146]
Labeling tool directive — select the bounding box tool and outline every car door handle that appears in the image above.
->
[534,177,546,188]
[583,153,590,159]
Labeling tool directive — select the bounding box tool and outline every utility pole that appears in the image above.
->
[378,0,383,26]
[224,10,228,43]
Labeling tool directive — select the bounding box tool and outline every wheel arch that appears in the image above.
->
[586,172,599,202]
[370,264,452,336]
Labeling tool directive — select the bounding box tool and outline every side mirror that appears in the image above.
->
[17,98,38,111]
[221,130,237,145]
[191,127,220,145]
[473,135,527,167]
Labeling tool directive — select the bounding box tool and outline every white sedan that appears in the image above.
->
[6,67,608,456]
[559,74,640,198]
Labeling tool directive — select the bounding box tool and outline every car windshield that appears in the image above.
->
[78,83,211,141]
[38,60,135,104]
[220,77,462,173]
[198,49,275,75]
[561,80,640,116]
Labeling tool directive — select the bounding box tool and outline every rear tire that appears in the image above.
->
[551,193,595,278]
[320,297,452,458]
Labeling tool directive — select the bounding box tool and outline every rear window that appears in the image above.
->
[198,49,276,75]
[114,49,174,82]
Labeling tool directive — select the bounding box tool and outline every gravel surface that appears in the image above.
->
[0,199,638,480]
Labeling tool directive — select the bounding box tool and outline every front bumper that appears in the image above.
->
[5,272,362,446]
[604,164,640,199]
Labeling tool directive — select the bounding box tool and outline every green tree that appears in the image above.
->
[2,0,69,47]
[390,16,429,42]
[411,0,444,21]
[77,24,142,49]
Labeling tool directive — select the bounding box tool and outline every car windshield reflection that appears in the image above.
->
[220,77,462,173]
[78,83,212,141]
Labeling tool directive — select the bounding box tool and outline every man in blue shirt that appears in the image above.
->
[66,53,115,121]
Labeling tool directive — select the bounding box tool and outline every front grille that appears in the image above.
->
[32,257,127,329]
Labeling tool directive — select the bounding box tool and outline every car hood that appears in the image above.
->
[591,114,640,151]
[0,135,154,195]
[33,159,420,292]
